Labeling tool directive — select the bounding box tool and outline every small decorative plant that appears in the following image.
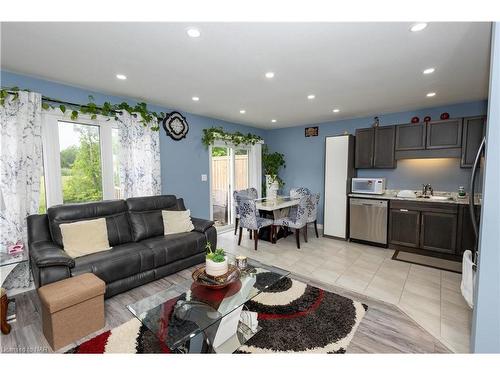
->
[205,241,228,277]
[205,242,226,263]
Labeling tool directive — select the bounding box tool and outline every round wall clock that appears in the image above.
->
[163,111,189,141]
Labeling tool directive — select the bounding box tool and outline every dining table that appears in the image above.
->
[255,196,300,243]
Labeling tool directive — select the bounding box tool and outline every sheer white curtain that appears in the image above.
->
[0,91,42,249]
[116,112,161,198]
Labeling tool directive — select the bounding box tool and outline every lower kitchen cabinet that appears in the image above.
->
[420,211,457,254]
[389,200,463,259]
[389,208,420,248]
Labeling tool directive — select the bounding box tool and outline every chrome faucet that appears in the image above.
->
[422,184,434,196]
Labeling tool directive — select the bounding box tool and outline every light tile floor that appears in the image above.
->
[218,229,472,353]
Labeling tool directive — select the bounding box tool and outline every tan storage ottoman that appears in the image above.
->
[38,273,105,351]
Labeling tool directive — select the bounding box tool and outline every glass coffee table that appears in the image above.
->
[127,255,290,353]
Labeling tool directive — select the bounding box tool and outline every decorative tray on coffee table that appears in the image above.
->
[192,265,241,289]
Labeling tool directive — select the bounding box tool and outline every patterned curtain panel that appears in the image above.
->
[0,91,42,249]
[116,112,161,198]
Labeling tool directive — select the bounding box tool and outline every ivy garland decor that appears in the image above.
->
[0,87,163,131]
[201,126,263,148]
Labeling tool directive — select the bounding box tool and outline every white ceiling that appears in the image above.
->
[0,22,492,129]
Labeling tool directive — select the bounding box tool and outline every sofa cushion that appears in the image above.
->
[140,231,206,268]
[60,218,111,258]
[47,200,132,248]
[71,242,155,284]
[126,195,181,242]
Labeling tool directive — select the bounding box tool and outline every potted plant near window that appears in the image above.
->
[262,145,286,199]
[205,242,228,277]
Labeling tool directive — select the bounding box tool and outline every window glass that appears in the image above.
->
[58,121,103,203]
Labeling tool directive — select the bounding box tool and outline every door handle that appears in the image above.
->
[400,209,409,212]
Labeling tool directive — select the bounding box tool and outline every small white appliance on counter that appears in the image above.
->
[351,178,386,195]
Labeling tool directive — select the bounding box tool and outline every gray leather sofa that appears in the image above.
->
[27,195,216,298]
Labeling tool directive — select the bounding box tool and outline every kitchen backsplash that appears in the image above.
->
[357,158,478,193]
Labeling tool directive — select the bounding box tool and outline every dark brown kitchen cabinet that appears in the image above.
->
[355,126,395,169]
[354,128,374,168]
[389,200,460,258]
[420,211,457,254]
[395,123,426,151]
[373,126,396,168]
[426,119,463,149]
[389,208,420,248]
[461,116,486,168]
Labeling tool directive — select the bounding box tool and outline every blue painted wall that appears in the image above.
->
[266,100,488,224]
[0,71,266,219]
[472,23,500,353]
[2,70,488,224]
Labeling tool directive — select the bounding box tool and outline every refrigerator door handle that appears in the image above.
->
[469,137,485,244]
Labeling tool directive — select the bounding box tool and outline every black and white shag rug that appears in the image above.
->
[67,274,367,354]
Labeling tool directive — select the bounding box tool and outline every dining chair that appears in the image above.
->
[273,195,309,249]
[233,188,258,236]
[236,195,274,251]
[288,187,311,218]
[307,193,320,238]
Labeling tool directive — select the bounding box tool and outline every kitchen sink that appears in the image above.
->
[417,195,454,201]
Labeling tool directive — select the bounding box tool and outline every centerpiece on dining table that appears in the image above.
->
[191,242,240,289]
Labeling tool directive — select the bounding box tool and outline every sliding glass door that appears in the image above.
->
[210,145,250,230]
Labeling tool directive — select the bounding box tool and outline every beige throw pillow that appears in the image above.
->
[60,218,112,258]
[162,210,194,235]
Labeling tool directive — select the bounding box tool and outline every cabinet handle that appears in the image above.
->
[400,209,409,212]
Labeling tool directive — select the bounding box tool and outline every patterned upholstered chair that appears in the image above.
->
[307,193,321,238]
[233,188,258,235]
[236,195,274,250]
[273,195,309,249]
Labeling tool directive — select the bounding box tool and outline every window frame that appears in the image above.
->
[41,109,119,208]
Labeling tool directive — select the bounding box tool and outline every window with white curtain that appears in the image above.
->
[40,111,121,211]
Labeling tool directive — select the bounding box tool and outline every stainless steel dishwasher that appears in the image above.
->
[349,198,388,245]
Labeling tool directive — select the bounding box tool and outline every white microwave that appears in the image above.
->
[351,178,386,195]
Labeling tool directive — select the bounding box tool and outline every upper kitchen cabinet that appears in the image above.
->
[461,116,486,168]
[354,128,374,168]
[373,126,396,168]
[426,119,463,149]
[355,126,395,169]
[395,123,426,151]
[395,118,463,159]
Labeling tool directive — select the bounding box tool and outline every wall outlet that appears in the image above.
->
[201,174,208,182]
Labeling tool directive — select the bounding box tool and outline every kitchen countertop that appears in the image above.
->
[348,190,482,206]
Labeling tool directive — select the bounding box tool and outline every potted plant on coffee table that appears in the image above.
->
[205,242,228,277]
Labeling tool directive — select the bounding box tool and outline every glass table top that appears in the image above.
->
[127,255,290,351]
[0,251,28,268]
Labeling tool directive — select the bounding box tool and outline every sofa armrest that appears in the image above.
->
[191,217,215,233]
[29,241,75,268]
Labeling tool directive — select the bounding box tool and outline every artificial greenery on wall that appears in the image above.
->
[0,87,163,130]
[201,126,263,148]
[262,145,286,187]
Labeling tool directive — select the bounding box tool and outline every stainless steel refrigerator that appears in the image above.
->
[469,137,486,258]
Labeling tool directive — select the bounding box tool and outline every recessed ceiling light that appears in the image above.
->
[333,108,340,113]
[410,23,428,32]
[239,110,246,114]
[265,72,275,79]
[307,94,315,100]
[116,74,127,80]
[187,28,201,38]
[426,92,436,97]
[423,68,435,74]
[271,119,277,123]
[192,96,200,101]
